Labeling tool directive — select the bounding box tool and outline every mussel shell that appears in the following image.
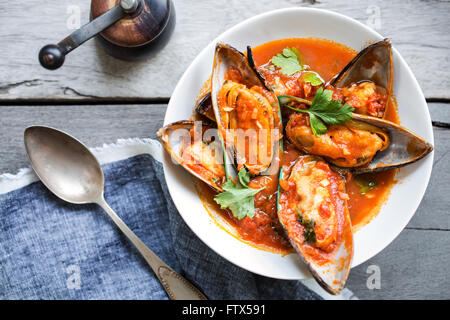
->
[330,38,393,97]
[277,155,353,294]
[210,43,282,179]
[195,45,274,123]
[211,43,269,94]
[157,120,224,192]
[195,92,216,122]
[349,113,433,173]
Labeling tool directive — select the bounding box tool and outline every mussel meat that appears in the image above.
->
[277,155,353,294]
[157,120,225,191]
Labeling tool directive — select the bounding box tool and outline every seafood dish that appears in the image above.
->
[157,38,433,294]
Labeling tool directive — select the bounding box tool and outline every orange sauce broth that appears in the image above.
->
[195,38,398,253]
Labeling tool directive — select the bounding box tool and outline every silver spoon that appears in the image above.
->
[24,125,207,300]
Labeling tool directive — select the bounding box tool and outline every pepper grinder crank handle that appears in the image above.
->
[39,0,140,70]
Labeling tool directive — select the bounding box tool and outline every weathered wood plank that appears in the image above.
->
[428,102,450,124]
[408,125,450,230]
[347,228,449,299]
[407,103,450,230]
[0,104,165,173]
[0,0,449,101]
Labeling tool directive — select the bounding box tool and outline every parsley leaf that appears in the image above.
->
[296,210,317,244]
[289,47,303,64]
[279,88,355,136]
[271,47,303,75]
[214,168,264,220]
[238,166,250,186]
[303,72,324,86]
[311,87,333,107]
[309,89,354,125]
[309,113,328,136]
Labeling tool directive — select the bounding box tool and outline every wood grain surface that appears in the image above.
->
[0,0,449,101]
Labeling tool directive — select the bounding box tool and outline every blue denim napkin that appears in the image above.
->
[0,153,322,300]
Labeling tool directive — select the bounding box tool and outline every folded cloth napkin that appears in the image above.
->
[0,138,356,300]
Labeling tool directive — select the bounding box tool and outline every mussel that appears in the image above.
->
[195,92,216,122]
[157,120,225,191]
[281,96,433,173]
[346,114,433,173]
[286,113,388,168]
[277,155,353,294]
[328,39,393,118]
[210,43,282,177]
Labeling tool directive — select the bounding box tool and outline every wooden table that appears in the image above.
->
[1,0,448,299]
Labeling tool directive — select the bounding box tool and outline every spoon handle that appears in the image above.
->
[96,197,207,300]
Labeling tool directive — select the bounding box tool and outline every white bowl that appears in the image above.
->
[162,8,434,279]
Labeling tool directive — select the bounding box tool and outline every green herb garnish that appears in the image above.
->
[281,88,354,136]
[355,176,377,195]
[302,72,324,86]
[271,47,304,75]
[297,210,317,244]
[214,168,264,220]
[238,166,250,186]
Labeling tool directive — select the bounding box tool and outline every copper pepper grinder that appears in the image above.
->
[39,0,175,70]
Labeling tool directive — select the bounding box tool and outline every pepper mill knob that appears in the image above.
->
[119,0,140,12]
[39,44,65,70]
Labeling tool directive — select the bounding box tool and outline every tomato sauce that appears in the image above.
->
[252,38,357,83]
[278,152,348,265]
[196,38,398,253]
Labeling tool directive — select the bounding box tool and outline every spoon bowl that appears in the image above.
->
[24,125,207,300]
[24,126,104,204]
